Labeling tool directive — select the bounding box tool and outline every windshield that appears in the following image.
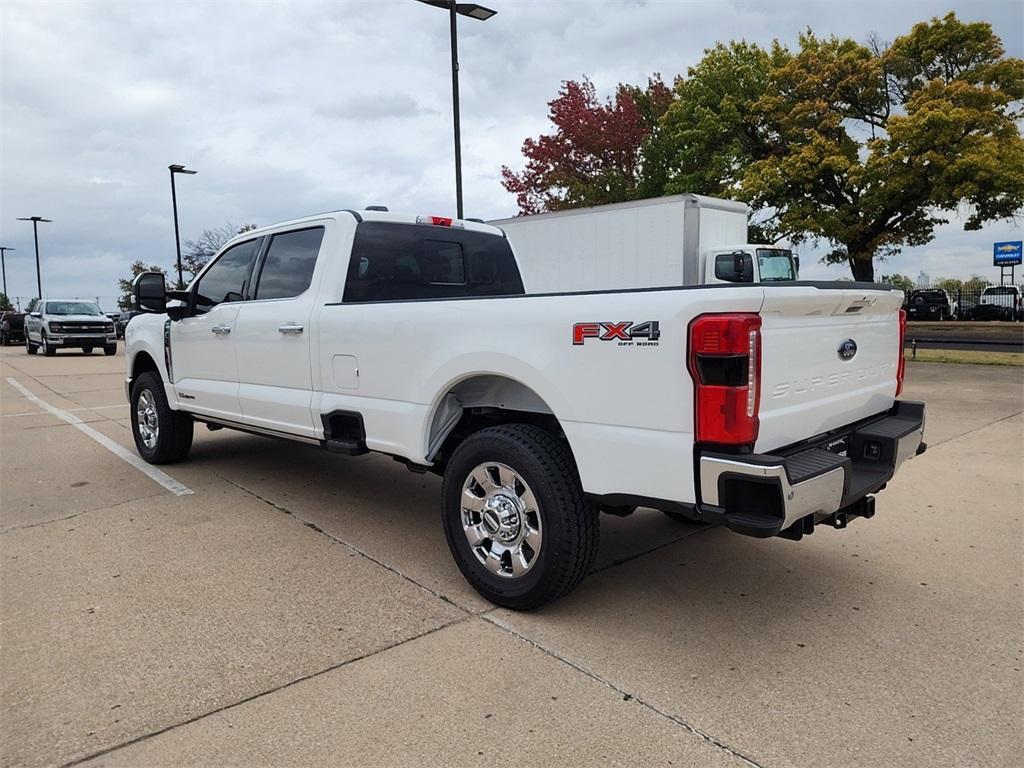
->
[982,287,1015,295]
[44,301,104,316]
[756,249,796,281]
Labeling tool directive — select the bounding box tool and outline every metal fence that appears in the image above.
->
[901,284,1023,322]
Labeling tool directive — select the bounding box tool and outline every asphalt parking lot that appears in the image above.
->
[1,345,1021,768]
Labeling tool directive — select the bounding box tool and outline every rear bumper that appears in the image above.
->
[697,400,926,539]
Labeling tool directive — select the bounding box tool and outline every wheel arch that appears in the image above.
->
[126,349,164,402]
[423,373,571,470]
[130,350,160,382]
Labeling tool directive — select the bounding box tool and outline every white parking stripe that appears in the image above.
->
[2,404,126,418]
[5,377,193,496]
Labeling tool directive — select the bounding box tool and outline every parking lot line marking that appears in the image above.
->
[2,405,126,418]
[5,377,193,497]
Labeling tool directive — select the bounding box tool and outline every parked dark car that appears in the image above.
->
[1,312,26,345]
[116,310,141,339]
[907,289,956,321]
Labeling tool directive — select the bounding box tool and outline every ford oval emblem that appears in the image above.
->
[838,339,858,361]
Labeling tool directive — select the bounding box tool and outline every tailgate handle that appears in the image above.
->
[841,296,877,314]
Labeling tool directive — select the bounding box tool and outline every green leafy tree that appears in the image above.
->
[0,292,12,311]
[25,298,39,312]
[659,13,1024,280]
[963,274,992,293]
[181,223,258,283]
[881,273,916,293]
[117,261,166,311]
[934,277,964,293]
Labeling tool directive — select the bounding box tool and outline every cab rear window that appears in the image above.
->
[343,222,524,302]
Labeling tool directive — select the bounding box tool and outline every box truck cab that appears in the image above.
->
[490,194,797,293]
[706,245,798,284]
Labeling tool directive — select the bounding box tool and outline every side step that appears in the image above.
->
[321,411,368,456]
[325,437,368,456]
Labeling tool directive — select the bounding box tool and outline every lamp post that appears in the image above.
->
[169,164,197,288]
[16,217,51,301]
[0,246,14,300]
[415,1,497,219]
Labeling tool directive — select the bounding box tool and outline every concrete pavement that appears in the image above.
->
[1,345,1021,767]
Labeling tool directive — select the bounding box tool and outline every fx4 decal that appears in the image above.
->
[572,321,661,346]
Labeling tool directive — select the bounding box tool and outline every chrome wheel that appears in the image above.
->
[136,389,159,449]
[461,462,542,579]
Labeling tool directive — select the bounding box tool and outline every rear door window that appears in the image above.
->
[343,223,524,302]
[194,239,260,313]
[253,227,325,300]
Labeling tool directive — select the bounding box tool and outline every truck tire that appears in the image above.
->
[25,334,37,355]
[130,371,193,464]
[104,344,117,356]
[41,332,56,356]
[441,423,598,609]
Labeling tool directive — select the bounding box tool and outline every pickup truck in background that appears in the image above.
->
[25,300,118,356]
[126,208,926,609]
[974,285,1022,321]
[489,194,799,292]
[906,289,956,321]
[1,312,26,346]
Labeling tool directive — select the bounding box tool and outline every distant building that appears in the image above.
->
[916,271,930,287]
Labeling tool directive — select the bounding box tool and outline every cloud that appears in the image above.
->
[0,0,1021,306]
[315,93,437,121]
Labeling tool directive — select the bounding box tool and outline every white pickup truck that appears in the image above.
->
[126,208,926,609]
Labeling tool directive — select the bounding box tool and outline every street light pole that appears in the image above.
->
[16,217,51,300]
[416,1,497,219]
[449,2,463,220]
[0,246,14,299]
[168,164,197,288]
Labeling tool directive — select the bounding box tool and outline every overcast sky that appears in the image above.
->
[1,0,1021,308]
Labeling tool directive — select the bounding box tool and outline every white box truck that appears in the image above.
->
[489,193,798,293]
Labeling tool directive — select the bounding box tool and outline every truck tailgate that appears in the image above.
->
[756,287,904,452]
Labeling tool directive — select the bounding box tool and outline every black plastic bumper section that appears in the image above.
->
[697,400,926,540]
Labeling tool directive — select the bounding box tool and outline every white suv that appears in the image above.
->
[25,299,117,356]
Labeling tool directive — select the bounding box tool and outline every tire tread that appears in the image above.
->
[131,371,193,464]
[443,423,598,609]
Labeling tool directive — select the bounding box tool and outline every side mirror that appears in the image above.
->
[133,272,167,314]
[30,311,42,318]
[793,255,800,274]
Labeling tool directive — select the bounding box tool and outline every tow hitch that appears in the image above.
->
[778,496,876,541]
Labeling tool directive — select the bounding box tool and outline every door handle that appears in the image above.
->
[278,325,304,335]
[211,325,232,335]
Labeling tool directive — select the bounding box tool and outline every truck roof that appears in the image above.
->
[229,209,506,247]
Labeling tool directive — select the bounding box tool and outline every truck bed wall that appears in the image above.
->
[313,285,765,506]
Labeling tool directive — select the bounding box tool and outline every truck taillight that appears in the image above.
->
[896,308,907,396]
[688,313,761,445]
